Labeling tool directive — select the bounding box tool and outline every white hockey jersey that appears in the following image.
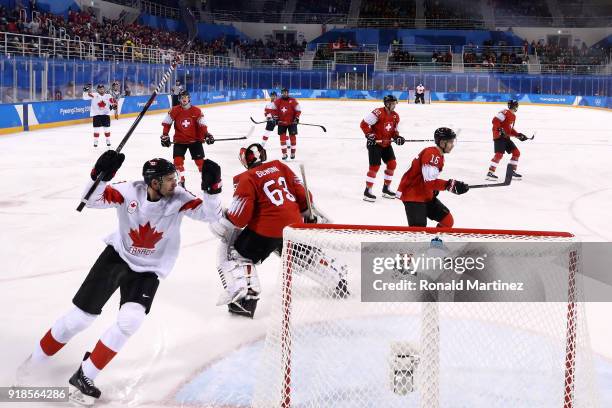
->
[83,92,116,117]
[83,180,222,278]
[416,85,425,94]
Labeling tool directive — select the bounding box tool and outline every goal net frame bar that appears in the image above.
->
[278,223,578,408]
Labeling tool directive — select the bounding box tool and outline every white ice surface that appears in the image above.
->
[0,100,610,407]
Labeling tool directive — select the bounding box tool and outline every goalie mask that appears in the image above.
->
[239,143,267,169]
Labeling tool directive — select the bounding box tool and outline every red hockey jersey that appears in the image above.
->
[273,97,301,126]
[162,105,209,144]
[264,102,277,119]
[398,146,448,202]
[492,109,519,139]
[360,107,400,148]
[226,160,309,238]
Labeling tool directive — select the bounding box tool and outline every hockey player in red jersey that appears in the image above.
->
[161,90,215,187]
[261,91,278,147]
[397,127,469,227]
[16,151,222,405]
[486,99,528,181]
[273,88,301,160]
[360,94,406,202]
[210,143,347,317]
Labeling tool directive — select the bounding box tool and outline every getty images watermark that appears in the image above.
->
[360,241,612,302]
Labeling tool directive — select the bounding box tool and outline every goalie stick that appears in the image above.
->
[76,4,198,212]
[298,164,332,223]
[468,164,513,189]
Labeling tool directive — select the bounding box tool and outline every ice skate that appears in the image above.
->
[363,188,376,202]
[68,352,101,406]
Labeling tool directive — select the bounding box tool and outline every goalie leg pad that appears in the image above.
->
[216,255,261,306]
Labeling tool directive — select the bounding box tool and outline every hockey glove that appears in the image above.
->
[366,133,377,146]
[446,179,469,195]
[91,150,125,182]
[201,159,222,194]
[517,133,528,141]
[160,134,171,147]
[292,117,299,125]
[394,135,406,146]
[498,128,507,138]
[205,133,215,145]
[83,85,90,92]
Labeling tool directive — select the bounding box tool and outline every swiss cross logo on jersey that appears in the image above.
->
[98,100,106,108]
[281,107,288,113]
[385,123,394,132]
[181,119,191,128]
[128,222,163,256]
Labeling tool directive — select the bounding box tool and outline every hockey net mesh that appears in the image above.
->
[252,225,598,408]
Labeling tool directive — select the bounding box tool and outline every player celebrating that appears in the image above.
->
[261,91,278,147]
[274,88,301,160]
[360,94,406,202]
[16,151,222,405]
[415,83,425,104]
[397,127,469,227]
[83,84,117,149]
[210,143,346,318]
[161,90,215,188]
[486,99,528,181]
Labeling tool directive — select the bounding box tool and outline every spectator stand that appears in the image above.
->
[387,44,452,71]
[463,44,528,73]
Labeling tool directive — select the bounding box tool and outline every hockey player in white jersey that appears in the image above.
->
[83,84,117,148]
[16,150,223,405]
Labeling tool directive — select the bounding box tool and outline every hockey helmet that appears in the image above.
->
[96,83,105,93]
[434,127,456,146]
[239,143,267,169]
[508,99,519,111]
[143,158,177,186]
[383,94,398,109]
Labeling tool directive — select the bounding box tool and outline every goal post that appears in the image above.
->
[252,224,598,408]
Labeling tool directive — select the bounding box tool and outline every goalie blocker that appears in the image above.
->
[210,143,348,318]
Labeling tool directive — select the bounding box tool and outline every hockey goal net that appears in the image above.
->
[252,224,598,408]
[408,89,431,104]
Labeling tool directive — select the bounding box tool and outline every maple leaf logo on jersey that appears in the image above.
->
[128,222,163,255]
[98,100,106,108]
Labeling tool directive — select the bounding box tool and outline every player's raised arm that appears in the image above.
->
[82,151,126,209]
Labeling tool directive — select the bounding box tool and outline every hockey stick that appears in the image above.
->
[170,137,247,145]
[468,164,513,189]
[250,116,266,124]
[299,122,327,132]
[299,163,314,219]
[77,5,198,212]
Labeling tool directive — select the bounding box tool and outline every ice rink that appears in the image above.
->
[1,99,611,407]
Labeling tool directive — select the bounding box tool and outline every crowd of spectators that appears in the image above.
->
[491,0,552,25]
[424,0,480,28]
[536,41,610,73]
[295,0,350,15]
[234,38,307,66]
[359,0,415,27]
[0,4,230,61]
[388,48,452,70]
